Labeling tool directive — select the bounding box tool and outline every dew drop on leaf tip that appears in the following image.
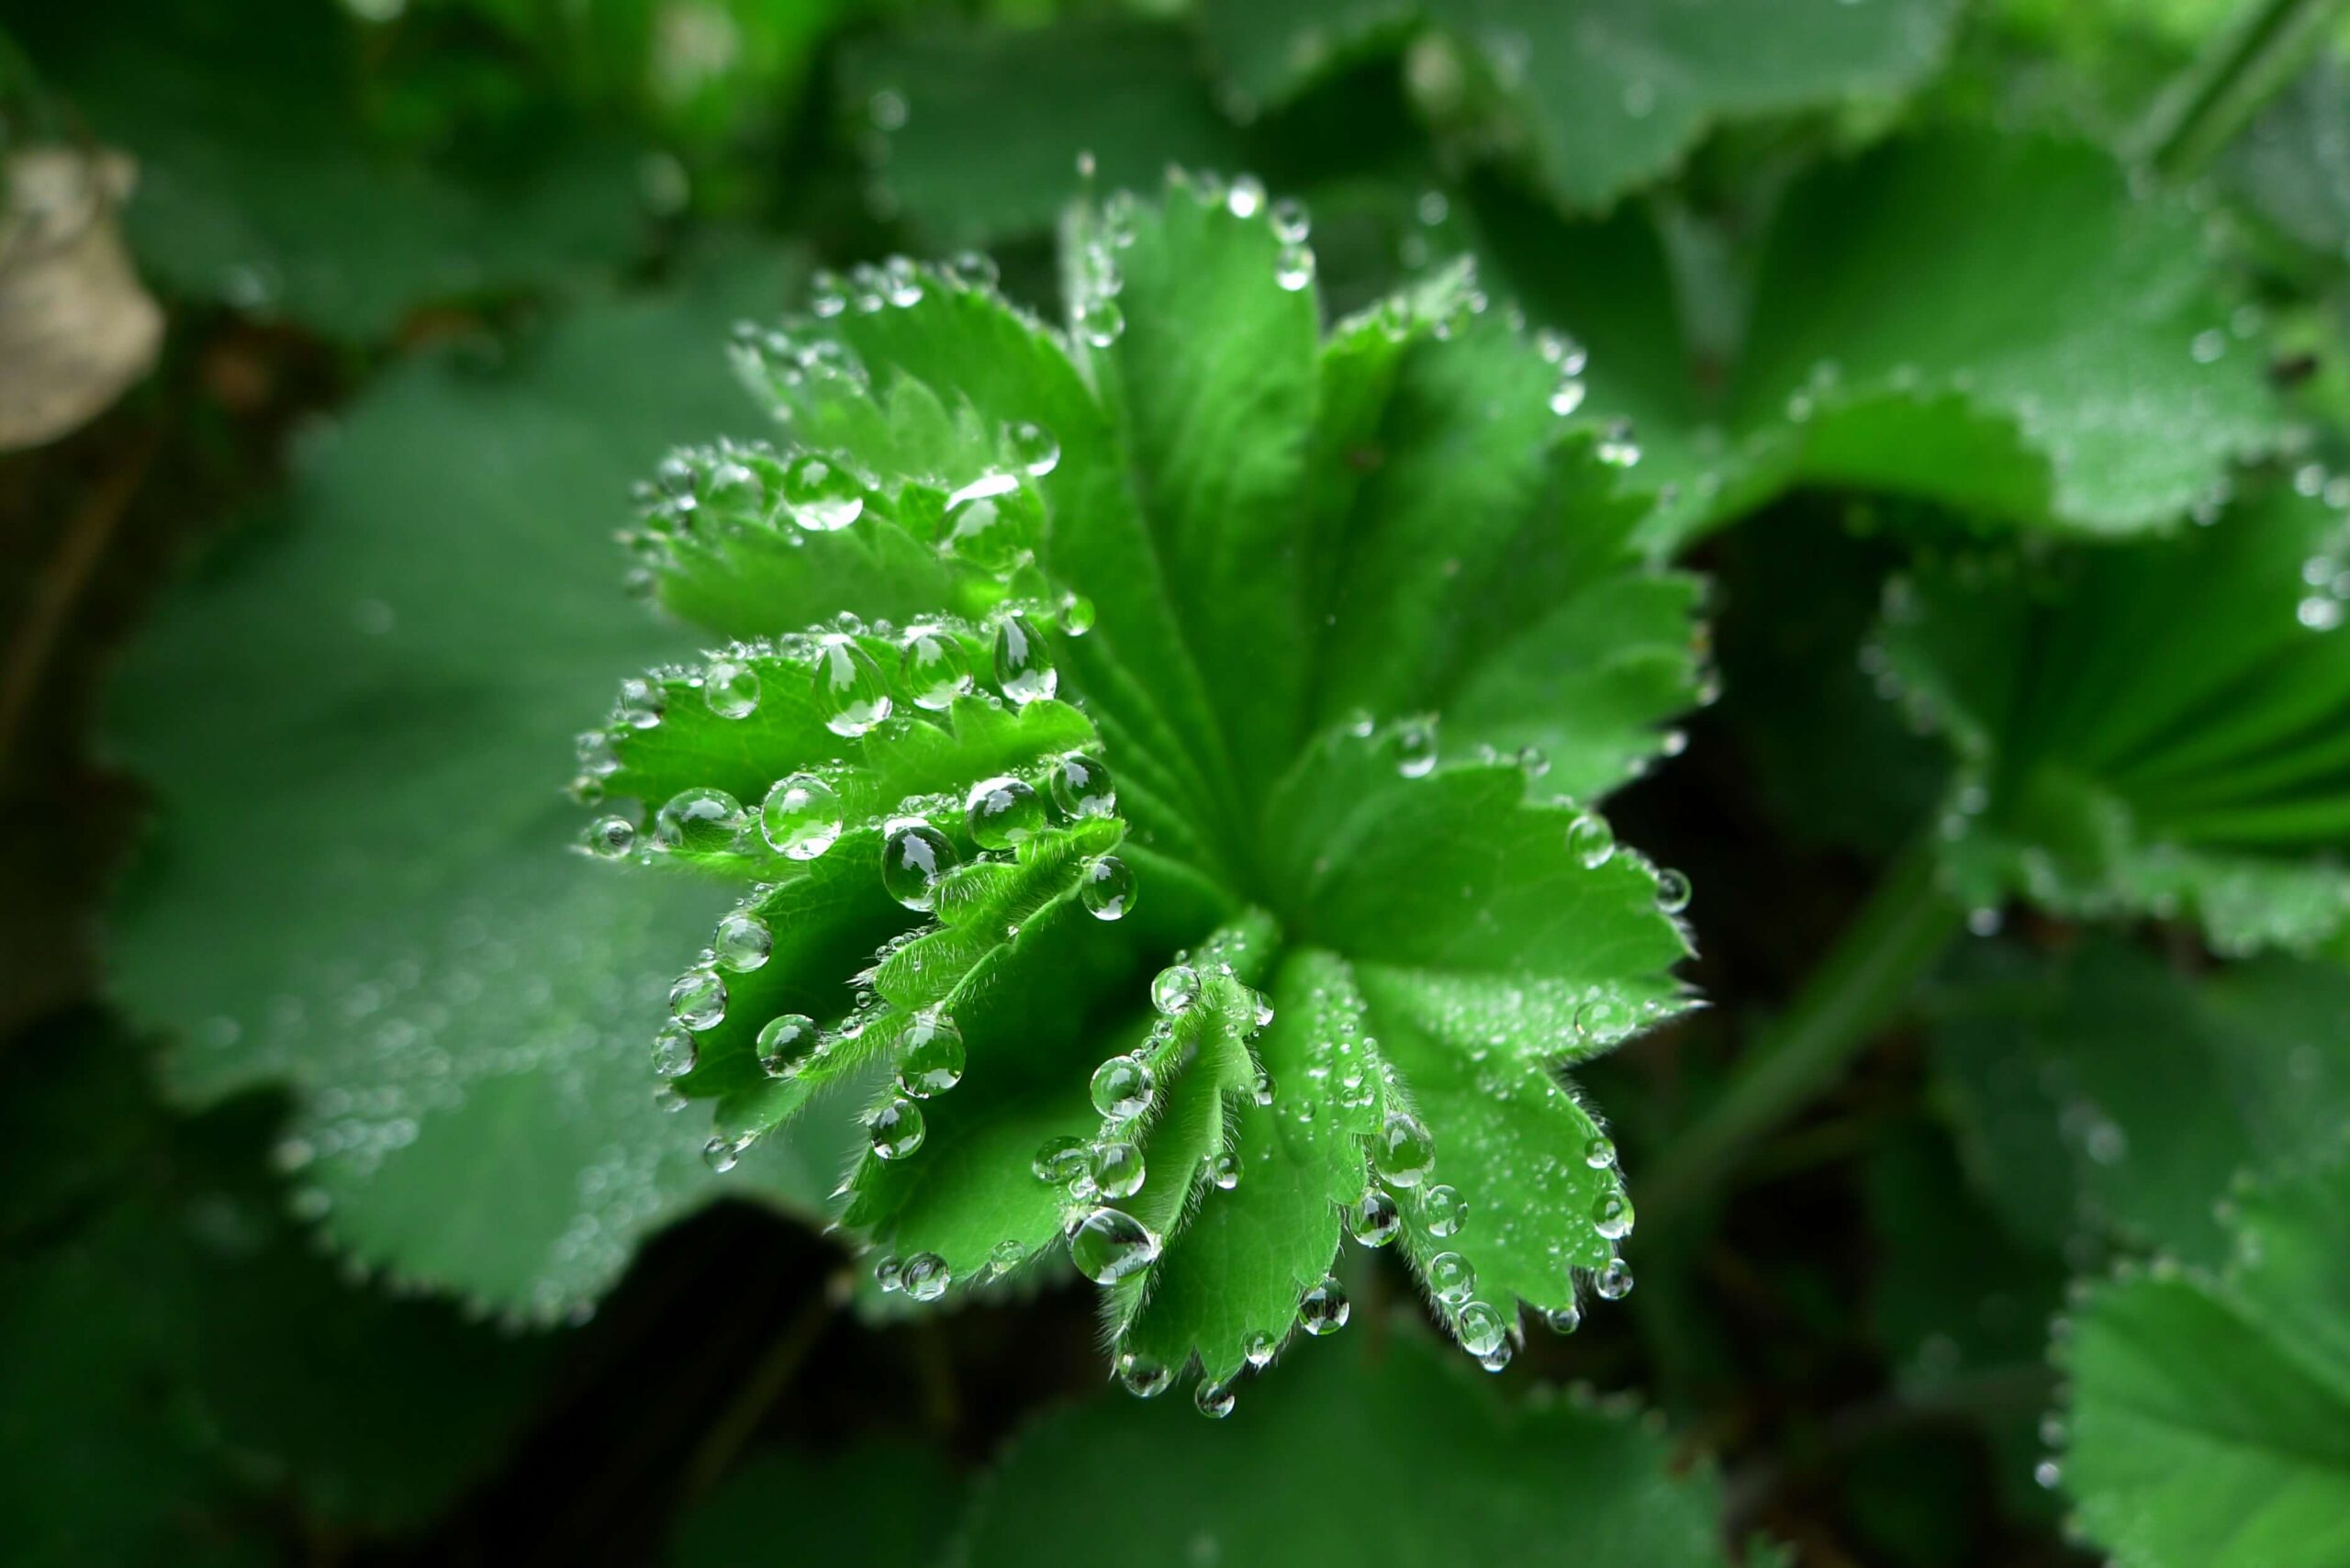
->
[1069,1207,1158,1282]
[761,772,843,860]
[1297,1276,1350,1335]
[869,1096,926,1159]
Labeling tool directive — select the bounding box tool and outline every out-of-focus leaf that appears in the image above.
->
[670,1439,963,1568]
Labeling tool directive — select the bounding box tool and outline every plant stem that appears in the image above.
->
[1641,838,1962,1226]
[2135,0,2350,179]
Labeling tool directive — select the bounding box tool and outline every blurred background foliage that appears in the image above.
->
[5,0,2350,1563]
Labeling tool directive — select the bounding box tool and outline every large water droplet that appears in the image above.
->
[881,820,958,910]
[654,788,745,854]
[1048,753,1116,819]
[900,1251,950,1303]
[761,773,843,860]
[1211,1150,1242,1190]
[1583,1135,1616,1170]
[1033,1135,1089,1184]
[1274,242,1315,291]
[1567,812,1615,868]
[1077,297,1125,347]
[1151,965,1202,1015]
[1348,1188,1402,1247]
[900,625,972,710]
[965,775,1045,850]
[1091,1054,1155,1118]
[756,1014,817,1077]
[1543,1303,1582,1335]
[617,677,666,729]
[1091,1140,1146,1199]
[1007,420,1059,476]
[1069,1207,1159,1282]
[1653,867,1691,914]
[869,1097,927,1159]
[1427,1250,1476,1305]
[713,911,773,972]
[1375,1110,1436,1186]
[1243,1330,1277,1369]
[1194,1378,1236,1419]
[783,454,864,531]
[1592,1190,1635,1241]
[1117,1350,1170,1397]
[704,659,760,720]
[670,969,727,1031]
[1455,1300,1506,1358]
[583,816,635,857]
[651,1027,698,1079]
[1297,1276,1349,1335]
[941,473,1039,571]
[897,1011,966,1097]
[1421,1183,1466,1237]
[1394,719,1438,778]
[1270,196,1309,243]
[1079,855,1136,920]
[1595,1258,1634,1300]
[992,613,1057,704]
[811,637,893,736]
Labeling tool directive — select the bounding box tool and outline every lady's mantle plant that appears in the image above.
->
[573,174,1705,1407]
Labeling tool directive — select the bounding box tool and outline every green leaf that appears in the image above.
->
[2059,1148,2350,1568]
[19,0,646,338]
[671,1440,965,1568]
[1880,481,2350,954]
[107,250,846,1320]
[962,1328,1733,1564]
[1203,0,1958,212]
[0,1020,554,1563]
[839,19,1241,247]
[1930,940,2350,1268]
[1481,129,2281,554]
[577,177,1704,1394]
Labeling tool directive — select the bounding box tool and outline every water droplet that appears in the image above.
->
[1091,1140,1146,1199]
[1427,1250,1476,1305]
[1243,1330,1277,1369]
[704,659,760,719]
[1395,719,1438,778]
[869,1096,927,1159]
[1549,380,1586,417]
[897,1011,966,1097]
[783,454,864,531]
[1091,1054,1156,1117]
[2033,1459,2062,1490]
[1211,1150,1242,1190]
[1151,965,1203,1015]
[654,788,745,854]
[1225,174,1266,218]
[756,1014,817,1077]
[811,637,893,736]
[651,1027,698,1079]
[1058,593,1096,635]
[1275,242,1315,291]
[1566,813,1614,868]
[1583,1136,1616,1170]
[1297,1276,1349,1335]
[1592,1190,1635,1240]
[583,816,635,857]
[989,1238,1025,1276]
[1079,855,1136,920]
[1077,297,1125,347]
[1375,1110,1436,1187]
[1543,1303,1582,1335]
[899,625,974,710]
[1007,420,1060,476]
[1194,1378,1237,1418]
[670,969,728,1031]
[881,820,958,910]
[761,773,844,860]
[1454,1300,1506,1358]
[1033,1134,1089,1184]
[617,677,666,728]
[1117,1350,1170,1397]
[942,473,1039,571]
[1420,1183,1466,1237]
[710,911,771,972]
[1270,196,1309,243]
[949,250,1000,288]
[1048,753,1116,819]
[1069,1207,1159,1282]
[901,1251,950,1302]
[1595,1258,1634,1300]
[965,775,1046,850]
[992,614,1058,704]
[1653,868,1691,913]
[1574,997,1629,1043]
[873,1254,902,1292]
[1348,1188,1402,1246]
[702,1135,742,1173]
